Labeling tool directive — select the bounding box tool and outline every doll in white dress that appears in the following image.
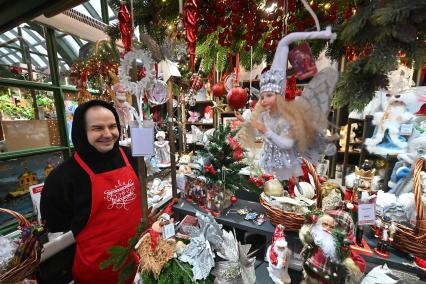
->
[154,131,171,167]
[237,27,338,180]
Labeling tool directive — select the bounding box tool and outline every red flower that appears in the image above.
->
[227,136,241,150]
[204,164,217,174]
[232,149,244,161]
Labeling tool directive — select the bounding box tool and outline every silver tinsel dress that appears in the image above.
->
[259,111,325,180]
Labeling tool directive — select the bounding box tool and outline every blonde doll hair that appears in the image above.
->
[239,94,316,153]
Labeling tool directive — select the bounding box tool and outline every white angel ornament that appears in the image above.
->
[237,26,338,180]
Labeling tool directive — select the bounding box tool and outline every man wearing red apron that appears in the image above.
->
[41,100,142,283]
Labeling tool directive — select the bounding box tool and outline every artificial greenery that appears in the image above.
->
[141,259,213,284]
[196,123,260,194]
[327,0,426,111]
[100,220,147,284]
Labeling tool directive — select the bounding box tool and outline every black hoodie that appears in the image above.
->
[40,100,138,236]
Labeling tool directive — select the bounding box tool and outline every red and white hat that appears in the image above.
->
[272,224,287,248]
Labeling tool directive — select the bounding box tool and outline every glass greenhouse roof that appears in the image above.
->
[0,0,117,79]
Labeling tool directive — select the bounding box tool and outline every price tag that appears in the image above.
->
[358,203,376,225]
[162,223,175,240]
[400,123,413,136]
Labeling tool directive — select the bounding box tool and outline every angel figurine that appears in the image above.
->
[154,131,171,168]
[237,26,338,180]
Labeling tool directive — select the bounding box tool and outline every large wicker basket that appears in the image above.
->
[389,157,426,259]
[0,208,43,283]
[259,159,322,231]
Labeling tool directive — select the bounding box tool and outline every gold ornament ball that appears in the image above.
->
[264,179,284,197]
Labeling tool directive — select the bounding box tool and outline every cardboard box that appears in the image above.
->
[1,120,59,151]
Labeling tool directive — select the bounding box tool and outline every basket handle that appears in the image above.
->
[302,158,322,209]
[0,208,31,228]
[413,157,426,241]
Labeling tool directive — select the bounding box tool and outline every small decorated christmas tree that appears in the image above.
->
[197,123,260,194]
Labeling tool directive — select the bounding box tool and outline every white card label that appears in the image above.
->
[400,123,413,136]
[162,223,175,239]
[358,203,376,225]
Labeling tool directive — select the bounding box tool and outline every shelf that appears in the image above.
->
[185,122,213,126]
[193,100,214,104]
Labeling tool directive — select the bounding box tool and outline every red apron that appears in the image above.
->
[72,148,142,284]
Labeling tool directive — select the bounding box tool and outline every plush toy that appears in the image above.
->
[188,111,200,123]
[178,152,193,174]
[266,224,291,284]
[365,66,416,155]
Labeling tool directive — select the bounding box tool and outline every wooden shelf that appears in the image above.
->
[186,122,213,126]
[193,100,214,104]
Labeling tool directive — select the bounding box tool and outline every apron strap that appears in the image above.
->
[74,152,95,176]
[119,147,132,167]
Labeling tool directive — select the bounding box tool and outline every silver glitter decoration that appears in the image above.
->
[260,69,286,95]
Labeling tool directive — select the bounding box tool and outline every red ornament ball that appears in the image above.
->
[230,195,238,204]
[227,86,248,109]
[212,82,226,98]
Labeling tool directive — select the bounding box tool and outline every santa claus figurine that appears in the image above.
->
[266,224,291,284]
[299,213,365,284]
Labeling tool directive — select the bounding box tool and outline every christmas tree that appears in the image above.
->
[196,123,260,194]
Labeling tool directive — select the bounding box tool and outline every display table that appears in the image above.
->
[174,198,426,280]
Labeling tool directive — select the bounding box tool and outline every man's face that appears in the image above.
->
[85,106,119,153]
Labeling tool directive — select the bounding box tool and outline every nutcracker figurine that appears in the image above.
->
[374,215,397,258]
[345,160,376,254]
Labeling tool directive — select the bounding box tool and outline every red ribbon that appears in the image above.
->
[285,76,302,101]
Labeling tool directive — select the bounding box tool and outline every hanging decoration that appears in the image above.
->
[118,1,133,53]
[211,82,226,98]
[226,86,248,110]
[118,49,155,124]
[183,0,200,73]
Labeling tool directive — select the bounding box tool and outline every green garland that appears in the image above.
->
[142,259,213,284]
[99,221,147,284]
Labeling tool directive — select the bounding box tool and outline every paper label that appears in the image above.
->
[130,126,154,156]
[29,183,44,224]
[358,203,376,225]
[400,123,413,136]
[162,223,175,240]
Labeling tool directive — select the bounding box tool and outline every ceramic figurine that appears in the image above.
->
[154,131,171,168]
[266,224,291,284]
[374,215,397,258]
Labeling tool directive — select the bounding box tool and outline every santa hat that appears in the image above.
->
[272,224,287,248]
[415,103,426,115]
[159,198,177,221]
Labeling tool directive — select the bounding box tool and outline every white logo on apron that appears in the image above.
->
[104,179,136,210]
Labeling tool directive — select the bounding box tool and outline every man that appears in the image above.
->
[41,100,142,284]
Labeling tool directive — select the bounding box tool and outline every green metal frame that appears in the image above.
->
[0,2,112,235]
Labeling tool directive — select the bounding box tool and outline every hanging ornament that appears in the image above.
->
[226,86,248,110]
[148,80,169,105]
[230,195,238,204]
[118,1,133,53]
[183,0,200,73]
[284,76,302,101]
[212,82,226,98]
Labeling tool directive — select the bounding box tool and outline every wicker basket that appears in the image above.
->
[259,159,322,231]
[388,157,426,259]
[0,208,43,283]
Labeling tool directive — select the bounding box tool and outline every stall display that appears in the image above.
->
[2,0,426,283]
